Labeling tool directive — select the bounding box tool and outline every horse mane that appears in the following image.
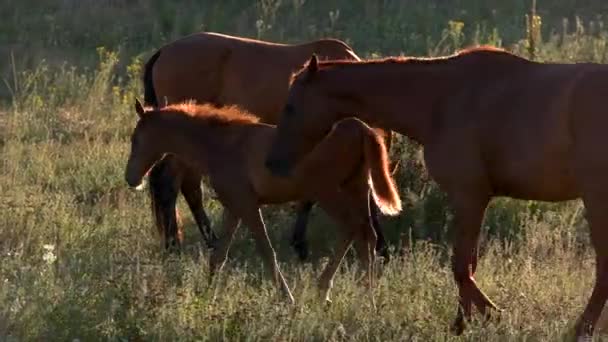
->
[290,45,528,83]
[145,101,260,126]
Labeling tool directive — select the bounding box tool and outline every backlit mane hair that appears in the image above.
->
[290,45,527,84]
[144,101,260,126]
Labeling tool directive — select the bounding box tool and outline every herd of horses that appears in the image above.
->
[124,31,608,339]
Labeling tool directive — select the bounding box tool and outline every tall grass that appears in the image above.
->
[2,1,608,340]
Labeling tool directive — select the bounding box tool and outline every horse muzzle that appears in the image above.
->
[125,174,146,191]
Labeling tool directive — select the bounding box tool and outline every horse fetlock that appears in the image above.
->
[450,316,466,336]
[290,238,309,261]
[204,231,220,250]
[321,289,333,306]
[318,278,334,303]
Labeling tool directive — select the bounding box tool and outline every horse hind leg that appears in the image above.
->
[352,216,378,311]
[369,193,390,264]
[290,201,315,261]
[317,193,376,306]
[574,192,608,340]
[317,231,353,305]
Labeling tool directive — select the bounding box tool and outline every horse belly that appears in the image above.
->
[488,120,579,201]
[492,156,579,201]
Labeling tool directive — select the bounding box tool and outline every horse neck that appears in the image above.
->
[321,62,463,145]
[150,114,214,172]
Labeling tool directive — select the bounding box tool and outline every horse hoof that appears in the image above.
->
[206,239,218,251]
[450,318,466,336]
[380,251,391,265]
[291,240,309,262]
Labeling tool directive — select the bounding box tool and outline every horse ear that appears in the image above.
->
[307,54,319,74]
[134,98,145,118]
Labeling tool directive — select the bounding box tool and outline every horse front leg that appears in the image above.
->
[290,201,315,261]
[574,191,608,340]
[180,167,218,249]
[208,209,240,283]
[242,206,295,304]
[448,191,497,335]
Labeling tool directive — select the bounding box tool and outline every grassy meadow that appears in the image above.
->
[2,0,608,340]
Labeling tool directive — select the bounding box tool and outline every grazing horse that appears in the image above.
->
[125,99,401,304]
[143,31,393,260]
[265,47,608,339]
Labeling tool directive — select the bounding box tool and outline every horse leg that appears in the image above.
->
[574,193,608,340]
[369,192,390,264]
[352,217,378,310]
[317,191,376,306]
[239,204,294,303]
[315,196,354,304]
[180,167,218,249]
[148,155,183,251]
[448,192,497,335]
[352,190,379,309]
[208,209,240,283]
[290,201,315,261]
[317,231,353,304]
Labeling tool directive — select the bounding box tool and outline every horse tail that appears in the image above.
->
[143,49,184,246]
[143,50,161,107]
[376,128,400,175]
[148,161,167,239]
[363,127,402,216]
[148,156,184,246]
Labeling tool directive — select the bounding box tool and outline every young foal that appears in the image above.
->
[125,99,401,303]
[266,48,608,339]
[142,31,393,261]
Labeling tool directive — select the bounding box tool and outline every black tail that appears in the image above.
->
[148,156,182,250]
[143,50,161,107]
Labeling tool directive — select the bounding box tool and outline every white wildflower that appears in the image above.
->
[42,244,56,264]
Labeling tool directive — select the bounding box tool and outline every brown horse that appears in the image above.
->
[125,99,401,304]
[143,31,393,260]
[266,47,608,339]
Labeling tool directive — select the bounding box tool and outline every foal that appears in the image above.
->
[125,100,401,303]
